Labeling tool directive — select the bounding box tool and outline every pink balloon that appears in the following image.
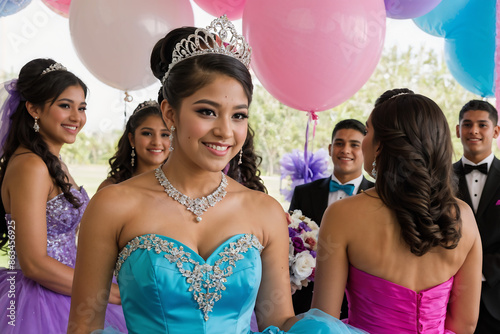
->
[69,0,194,91]
[243,0,386,112]
[194,0,246,21]
[42,0,71,18]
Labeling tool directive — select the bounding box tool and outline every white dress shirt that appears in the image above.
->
[462,153,494,213]
[327,174,364,206]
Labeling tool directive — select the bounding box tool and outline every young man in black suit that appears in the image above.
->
[289,119,374,317]
[454,100,500,333]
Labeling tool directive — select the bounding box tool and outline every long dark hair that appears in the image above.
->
[151,28,266,192]
[106,102,165,184]
[371,88,461,256]
[0,58,88,250]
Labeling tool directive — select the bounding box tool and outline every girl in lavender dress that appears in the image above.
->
[313,89,482,333]
[0,58,126,333]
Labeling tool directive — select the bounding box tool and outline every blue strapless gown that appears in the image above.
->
[112,233,366,334]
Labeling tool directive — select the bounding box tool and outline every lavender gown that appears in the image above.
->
[0,187,126,334]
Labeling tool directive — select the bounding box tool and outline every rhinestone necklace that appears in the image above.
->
[155,167,228,222]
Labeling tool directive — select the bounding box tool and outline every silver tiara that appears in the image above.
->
[162,15,251,84]
[133,100,159,114]
[389,92,411,100]
[41,62,67,75]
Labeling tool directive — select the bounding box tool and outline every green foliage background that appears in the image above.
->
[4,45,497,176]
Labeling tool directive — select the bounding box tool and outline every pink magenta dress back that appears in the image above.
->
[344,265,455,334]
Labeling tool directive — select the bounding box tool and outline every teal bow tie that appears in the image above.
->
[329,180,355,196]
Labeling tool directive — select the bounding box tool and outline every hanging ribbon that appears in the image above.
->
[303,110,319,184]
[123,91,133,127]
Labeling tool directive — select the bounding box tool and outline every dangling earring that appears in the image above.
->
[238,149,243,165]
[131,147,135,167]
[169,126,175,152]
[33,117,40,133]
[371,160,377,179]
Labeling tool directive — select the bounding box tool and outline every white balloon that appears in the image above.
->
[69,0,194,91]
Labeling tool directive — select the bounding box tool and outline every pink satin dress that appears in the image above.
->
[343,265,455,334]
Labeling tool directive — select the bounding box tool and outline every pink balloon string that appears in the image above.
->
[303,110,319,184]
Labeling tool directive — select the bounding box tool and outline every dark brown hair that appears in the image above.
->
[371,88,461,256]
[0,58,87,250]
[151,27,265,192]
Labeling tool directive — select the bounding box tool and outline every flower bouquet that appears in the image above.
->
[287,209,319,294]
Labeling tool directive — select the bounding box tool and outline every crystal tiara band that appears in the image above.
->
[41,62,67,76]
[162,15,251,84]
[389,92,411,100]
[133,100,159,114]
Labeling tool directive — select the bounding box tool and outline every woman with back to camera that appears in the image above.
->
[312,88,482,333]
[0,58,125,333]
[68,16,368,334]
[98,100,170,191]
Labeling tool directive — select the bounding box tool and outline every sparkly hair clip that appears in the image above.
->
[389,92,411,100]
[162,15,251,84]
[133,100,159,114]
[41,62,67,76]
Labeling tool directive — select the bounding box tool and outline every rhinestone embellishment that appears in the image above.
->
[114,234,264,321]
[155,167,228,222]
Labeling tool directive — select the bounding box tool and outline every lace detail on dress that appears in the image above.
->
[115,233,263,321]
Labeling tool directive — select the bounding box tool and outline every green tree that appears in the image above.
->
[250,45,496,175]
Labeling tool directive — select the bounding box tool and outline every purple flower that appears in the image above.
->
[292,237,306,254]
[310,250,317,258]
[496,200,500,206]
[288,227,299,238]
[298,221,312,232]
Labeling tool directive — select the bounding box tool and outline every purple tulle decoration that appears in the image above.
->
[280,148,330,202]
[0,79,21,157]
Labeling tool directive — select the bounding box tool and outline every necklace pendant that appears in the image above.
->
[155,167,228,223]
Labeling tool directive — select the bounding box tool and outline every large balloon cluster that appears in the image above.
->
[8,0,495,108]
[414,0,496,98]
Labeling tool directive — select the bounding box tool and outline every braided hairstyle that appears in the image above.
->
[371,88,461,256]
[151,27,266,193]
[0,58,88,250]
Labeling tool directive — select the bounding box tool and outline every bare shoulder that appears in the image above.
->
[4,152,51,190]
[455,198,479,238]
[96,178,115,192]
[323,189,381,227]
[228,180,287,236]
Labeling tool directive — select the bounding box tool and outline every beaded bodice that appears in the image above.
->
[115,233,264,334]
[5,187,89,269]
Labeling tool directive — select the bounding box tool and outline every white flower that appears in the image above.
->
[292,251,315,282]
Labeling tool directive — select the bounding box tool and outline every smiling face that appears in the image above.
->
[163,74,249,172]
[129,114,170,170]
[29,85,87,152]
[456,110,500,163]
[328,128,365,183]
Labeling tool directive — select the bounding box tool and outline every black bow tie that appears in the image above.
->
[463,163,488,175]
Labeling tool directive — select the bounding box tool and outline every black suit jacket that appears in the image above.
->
[288,176,374,316]
[454,158,500,321]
